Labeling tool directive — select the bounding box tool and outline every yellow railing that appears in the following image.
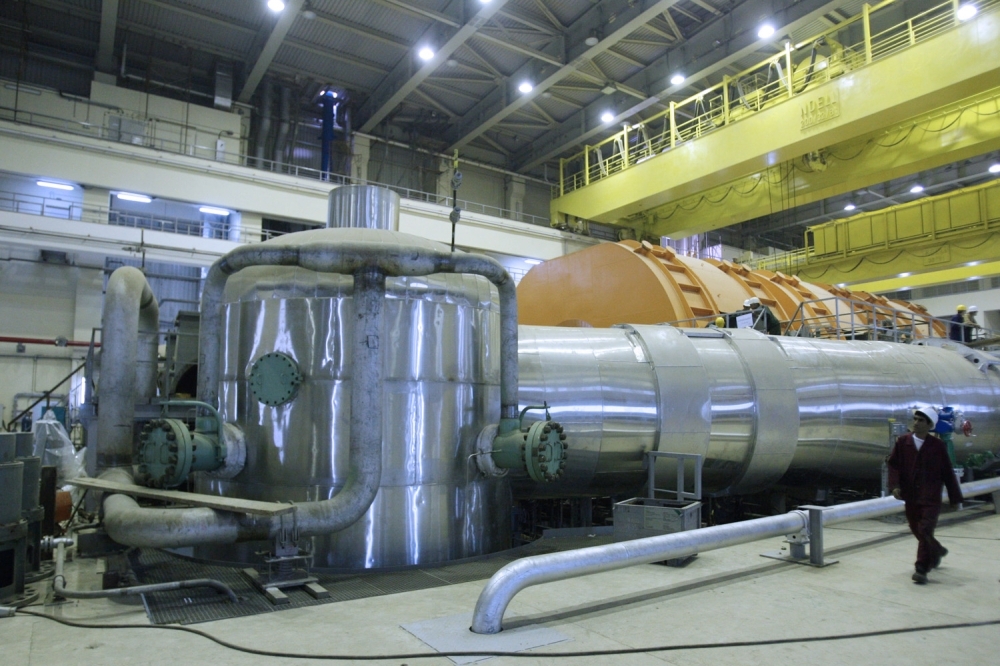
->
[750,249,809,274]
[558,0,999,196]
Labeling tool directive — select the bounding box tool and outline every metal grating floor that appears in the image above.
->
[130,536,613,625]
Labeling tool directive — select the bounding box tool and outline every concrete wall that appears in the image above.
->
[0,251,101,426]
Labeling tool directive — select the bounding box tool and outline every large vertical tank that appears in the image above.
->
[195,187,510,569]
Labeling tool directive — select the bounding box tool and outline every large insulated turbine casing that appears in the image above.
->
[513,325,999,498]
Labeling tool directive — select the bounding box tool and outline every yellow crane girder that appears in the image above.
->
[779,176,1000,287]
[550,7,1000,233]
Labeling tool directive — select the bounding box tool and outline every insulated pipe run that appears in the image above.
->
[470,477,1000,634]
[52,538,238,603]
[197,241,518,422]
[96,266,159,471]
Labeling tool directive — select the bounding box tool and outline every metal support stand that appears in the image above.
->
[241,520,329,605]
[992,490,1000,515]
[761,505,839,567]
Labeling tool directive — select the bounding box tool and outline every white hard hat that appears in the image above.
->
[967,305,978,313]
[745,296,761,307]
[913,405,939,428]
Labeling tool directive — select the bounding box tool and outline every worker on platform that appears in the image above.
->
[963,305,979,343]
[949,305,967,342]
[886,405,963,584]
[744,297,782,335]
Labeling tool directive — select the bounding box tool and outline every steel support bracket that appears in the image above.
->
[761,505,838,567]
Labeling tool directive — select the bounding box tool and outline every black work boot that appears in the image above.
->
[932,546,949,569]
[912,567,928,584]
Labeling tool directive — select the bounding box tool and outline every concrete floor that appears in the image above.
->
[2,505,998,665]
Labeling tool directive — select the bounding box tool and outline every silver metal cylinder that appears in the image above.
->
[0,433,14,463]
[327,185,400,230]
[0,462,24,524]
[515,325,1000,497]
[194,238,511,568]
[18,457,40,513]
[14,433,33,458]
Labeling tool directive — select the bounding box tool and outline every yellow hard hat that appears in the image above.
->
[715,316,725,327]
[956,304,967,311]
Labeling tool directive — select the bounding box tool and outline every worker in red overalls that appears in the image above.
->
[887,405,964,584]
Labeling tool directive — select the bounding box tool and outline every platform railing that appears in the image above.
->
[558,0,1000,196]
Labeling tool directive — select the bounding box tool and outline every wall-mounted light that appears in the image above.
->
[418,47,435,62]
[116,192,152,203]
[957,4,978,21]
[37,180,74,191]
[199,206,231,216]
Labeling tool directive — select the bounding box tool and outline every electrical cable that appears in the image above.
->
[9,609,1000,660]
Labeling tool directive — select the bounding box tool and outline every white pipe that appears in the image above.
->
[471,477,1000,634]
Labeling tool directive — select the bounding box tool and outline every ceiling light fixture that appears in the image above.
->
[670,74,685,86]
[757,24,775,39]
[989,163,1000,174]
[418,47,435,62]
[957,4,978,21]
[37,180,74,190]
[524,259,542,265]
[844,203,856,211]
[199,206,230,216]
[898,272,911,278]
[600,111,614,123]
[518,81,533,94]
[910,184,924,194]
[267,0,285,12]
[116,193,152,203]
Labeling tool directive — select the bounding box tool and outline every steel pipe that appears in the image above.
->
[95,266,159,471]
[470,477,1000,634]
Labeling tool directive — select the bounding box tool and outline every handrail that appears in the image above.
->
[0,103,553,229]
[558,0,999,195]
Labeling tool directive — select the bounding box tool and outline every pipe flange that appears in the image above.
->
[524,420,567,483]
[249,352,303,407]
[136,418,192,488]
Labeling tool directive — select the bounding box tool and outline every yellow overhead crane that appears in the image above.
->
[550,0,1000,239]
[751,175,1000,290]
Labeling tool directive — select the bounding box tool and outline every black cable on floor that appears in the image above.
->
[11,608,1000,661]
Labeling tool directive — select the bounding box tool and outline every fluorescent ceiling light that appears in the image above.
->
[267,0,285,12]
[670,74,685,86]
[116,192,152,203]
[199,206,230,216]
[966,261,981,267]
[957,4,978,21]
[909,185,924,194]
[844,203,856,211]
[989,163,1000,174]
[524,258,542,265]
[37,180,74,190]
[897,272,911,278]
[418,47,434,62]
[600,111,614,123]
[757,24,775,39]
[518,81,533,94]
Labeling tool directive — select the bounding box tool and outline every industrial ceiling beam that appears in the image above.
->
[357,0,510,133]
[95,0,120,74]
[515,0,848,172]
[236,0,304,104]
[444,0,687,152]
